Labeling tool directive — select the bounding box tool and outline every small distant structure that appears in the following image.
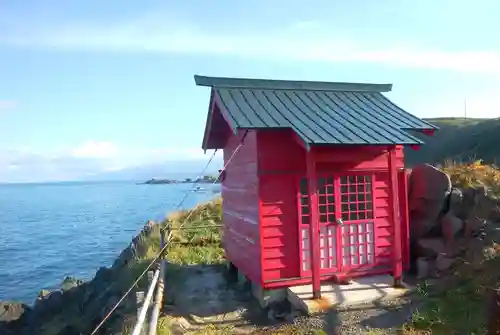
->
[195,75,438,303]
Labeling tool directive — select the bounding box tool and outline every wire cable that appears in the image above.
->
[89,135,246,334]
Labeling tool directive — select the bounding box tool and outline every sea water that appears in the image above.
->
[0,181,219,304]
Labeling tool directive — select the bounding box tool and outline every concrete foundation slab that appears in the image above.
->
[233,265,287,309]
[251,283,287,309]
[287,275,413,314]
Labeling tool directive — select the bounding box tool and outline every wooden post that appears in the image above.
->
[388,147,403,287]
[306,150,321,299]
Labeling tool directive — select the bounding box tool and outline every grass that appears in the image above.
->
[441,160,500,196]
[402,251,500,334]
[401,162,500,334]
[165,197,225,265]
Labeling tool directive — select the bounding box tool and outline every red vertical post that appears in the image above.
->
[398,168,410,271]
[306,150,321,299]
[388,147,403,286]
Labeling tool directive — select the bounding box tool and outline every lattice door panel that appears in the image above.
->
[338,175,375,270]
[318,176,338,271]
[298,176,339,275]
[298,178,311,273]
[341,222,375,268]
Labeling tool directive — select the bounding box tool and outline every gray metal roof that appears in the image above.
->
[195,75,438,146]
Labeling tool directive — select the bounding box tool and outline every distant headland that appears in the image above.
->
[141,175,220,185]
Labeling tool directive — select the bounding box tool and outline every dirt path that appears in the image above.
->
[163,264,417,334]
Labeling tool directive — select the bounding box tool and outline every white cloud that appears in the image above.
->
[0,141,222,183]
[1,13,499,75]
[71,141,120,159]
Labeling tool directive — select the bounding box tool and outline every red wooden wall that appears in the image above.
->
[255,130,407,286]
[257,130,305,283]
[222,130,261,283]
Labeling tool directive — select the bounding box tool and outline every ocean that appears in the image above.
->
[0,181,220,304]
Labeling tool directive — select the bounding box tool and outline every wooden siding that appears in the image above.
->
[315,145,404,171]
[222,130,261,283]
[257,130,304,283]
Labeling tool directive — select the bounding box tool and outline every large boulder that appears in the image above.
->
[408,164,452,239]
[440,212,465,254]
[0,301,32,335]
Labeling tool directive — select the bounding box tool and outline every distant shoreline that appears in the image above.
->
[140,176,220,185]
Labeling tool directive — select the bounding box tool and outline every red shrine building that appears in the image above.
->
[195,75,437,298]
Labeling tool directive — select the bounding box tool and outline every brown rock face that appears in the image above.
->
[406,164,496,279]
[408,164,452,239]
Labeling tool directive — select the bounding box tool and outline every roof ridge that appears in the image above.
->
[194,75,392,93]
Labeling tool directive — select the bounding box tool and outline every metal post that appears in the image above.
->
[148,231,166,335]
[147,271,154,295]
[132,269,161,335]
[136,291,145,318]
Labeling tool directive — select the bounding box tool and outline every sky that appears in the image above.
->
[0,0,499,182]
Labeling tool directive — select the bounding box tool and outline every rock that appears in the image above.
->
[94,266,115,283]
[0,301,32,335]
[441,212,464,250]
[408,164,452,239]
[465,217,487,238]
[112,245,135,269]
[34,290,64,318]
[447,188,463,216]
[416,258,436,279]
[461,186,488,220]
[417,238,446,258]
[143,220,155,232]
[435,254,455,272]
[0,301,30,322]
[60,276,84,292]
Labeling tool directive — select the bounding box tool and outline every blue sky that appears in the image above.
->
[0,0,499,182]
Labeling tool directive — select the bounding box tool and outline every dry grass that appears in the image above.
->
[164,197,224,265]
[441,160,500,195]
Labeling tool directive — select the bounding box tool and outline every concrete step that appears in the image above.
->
[287,275,413,314]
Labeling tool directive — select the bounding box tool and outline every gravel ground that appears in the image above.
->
[165,264,419,334]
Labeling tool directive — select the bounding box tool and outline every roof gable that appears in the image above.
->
[196,75,439,149]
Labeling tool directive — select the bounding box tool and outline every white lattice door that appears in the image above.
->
[337,175,376,272]
[298,174,376,275]
[298,176,340,276]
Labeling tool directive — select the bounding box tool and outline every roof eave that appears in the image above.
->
[201,91,215,150]
[194,74,392,93]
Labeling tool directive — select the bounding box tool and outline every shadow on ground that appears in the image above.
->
[162,263,280,332]
[160,263,417,334]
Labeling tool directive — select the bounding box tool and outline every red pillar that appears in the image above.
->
[306,150,321,298]
[388,146,403,286]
